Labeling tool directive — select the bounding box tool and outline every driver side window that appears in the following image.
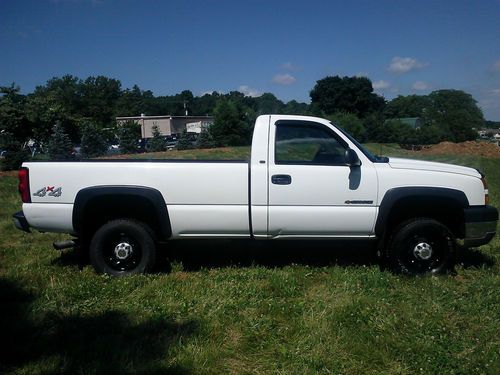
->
[275,123,347,165]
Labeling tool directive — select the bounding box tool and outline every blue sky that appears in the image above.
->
[1,0,499,120]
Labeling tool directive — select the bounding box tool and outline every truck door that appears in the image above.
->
[267,117,378,238]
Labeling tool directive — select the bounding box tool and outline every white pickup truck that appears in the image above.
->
[13,115,498,276]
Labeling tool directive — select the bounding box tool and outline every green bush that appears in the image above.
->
[0,132,30,171]
[47,123,73,160]
[328,112,367,142]
[196,127,216,149]
[210,100,250,146]
[176,129,193,150]
[81,123,108,158]
[118,120,141,154]
[148,124,165,152]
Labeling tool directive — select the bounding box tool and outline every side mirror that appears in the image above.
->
[345,148,361,167]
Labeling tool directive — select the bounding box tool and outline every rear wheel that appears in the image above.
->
[89,219,156,276]
[387,218,455,275]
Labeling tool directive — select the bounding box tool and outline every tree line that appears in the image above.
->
[0,74,487,169]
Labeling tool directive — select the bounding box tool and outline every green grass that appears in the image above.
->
[1,145,499,374]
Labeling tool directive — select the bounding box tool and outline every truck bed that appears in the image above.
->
[23,160,251,238]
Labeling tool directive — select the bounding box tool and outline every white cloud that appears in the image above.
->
[492,88,500,96]
[412,81,431,91]
[238,85,261,97]
[281,62,298,71]
[272,73,296,85]
[355,72,369,78]
[372,80,390,90]
[389,57,428,74]
[492,61,500,72]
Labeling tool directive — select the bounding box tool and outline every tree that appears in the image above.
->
[384,95,432,118]
[253,93,285,115]
[26,76,83,143]
[383,120,417,144]
[81,76,121,125]
[48,123,73,160]
[80,123,108,158]
[118,120,140,154]
[210,100,250,146]
[176,129,193,150]
[427,90,483,142]
[328,112,367,142]
[310,76,385,117]
[0,131,30,171]
[196,127,215,149]
[416,124,445,145]
[283,100,310,115]
[148,124,165,152]
[0,84,32,138]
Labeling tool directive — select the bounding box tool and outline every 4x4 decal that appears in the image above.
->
[33,186,62,198]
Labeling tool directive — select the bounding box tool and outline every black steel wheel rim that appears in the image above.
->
[401,227,448,274]
[103,231,143,271]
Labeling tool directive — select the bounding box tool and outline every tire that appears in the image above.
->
[386,218,455,275]
[89,219,156,276]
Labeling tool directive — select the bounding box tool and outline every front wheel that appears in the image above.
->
[89,219,156,276]
[387,218,455,275]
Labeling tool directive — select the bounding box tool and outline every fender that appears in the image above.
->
[73,185,171,240]
[375,187,469,237]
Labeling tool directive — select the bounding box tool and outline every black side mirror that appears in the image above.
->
[345,148,361,167]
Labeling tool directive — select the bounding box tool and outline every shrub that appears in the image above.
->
[0,132,30,171]
[148,124,165,152]
[196,127,215,149]
[80,123,108,158]
[48,123,73,160]
[118,120,141,154]
[176,129,193,150]
[328,112,367,142]
[210,100,250,146]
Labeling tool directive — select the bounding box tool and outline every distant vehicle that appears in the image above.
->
[165,135,178,150]
[13,115,498,277]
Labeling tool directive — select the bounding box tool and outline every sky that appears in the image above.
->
[1,0,499,120]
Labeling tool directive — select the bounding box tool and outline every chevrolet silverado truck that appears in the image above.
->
[13,115,498,276]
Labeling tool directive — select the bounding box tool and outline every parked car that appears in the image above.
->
[13,115,498,276]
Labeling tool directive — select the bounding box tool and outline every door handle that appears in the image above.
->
[271,174,292,185]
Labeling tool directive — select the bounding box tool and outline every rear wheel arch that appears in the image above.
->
[73,186,172,243]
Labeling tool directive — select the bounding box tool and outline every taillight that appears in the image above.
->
[481,176,489,205]
[18,167,31,203]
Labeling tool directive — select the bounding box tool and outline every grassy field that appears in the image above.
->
[1,145,499,374]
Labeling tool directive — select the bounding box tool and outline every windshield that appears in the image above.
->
[330,122,388,163]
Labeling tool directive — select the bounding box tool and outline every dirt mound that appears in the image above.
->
[420,141,500,158]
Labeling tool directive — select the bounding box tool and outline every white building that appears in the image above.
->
[116,114,213,138]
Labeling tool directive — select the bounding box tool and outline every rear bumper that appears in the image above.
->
[12,211,30,232]
[463,205,498,247]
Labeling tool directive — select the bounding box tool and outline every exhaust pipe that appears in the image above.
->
[53,240,77,251]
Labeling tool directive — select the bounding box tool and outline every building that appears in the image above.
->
[478,128,500,138]
[116,114,213,138]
